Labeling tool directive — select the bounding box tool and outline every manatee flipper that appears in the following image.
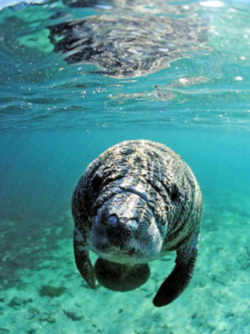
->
[73,228,96,289]
[153,234,199,307]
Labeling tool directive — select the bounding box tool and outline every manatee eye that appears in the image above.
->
[170,184,179,202]
[92,172,102,193]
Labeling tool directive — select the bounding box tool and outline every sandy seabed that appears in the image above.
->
[0,193,249,334]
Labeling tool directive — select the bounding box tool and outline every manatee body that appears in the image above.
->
[72,140,202,307]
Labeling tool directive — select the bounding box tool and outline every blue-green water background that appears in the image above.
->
[0,0,250,333]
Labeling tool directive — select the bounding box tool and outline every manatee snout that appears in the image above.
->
[90,190,162,262]
[90,209,135,252]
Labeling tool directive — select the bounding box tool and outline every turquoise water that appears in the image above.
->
[0,0,250,333]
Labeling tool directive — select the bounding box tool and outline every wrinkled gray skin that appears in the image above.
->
[72,140,202,307]
[49,10,207,78]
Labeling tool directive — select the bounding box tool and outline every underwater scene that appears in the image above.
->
[0,0,250,333]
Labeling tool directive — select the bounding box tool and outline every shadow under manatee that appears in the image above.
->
[48,0,208,78]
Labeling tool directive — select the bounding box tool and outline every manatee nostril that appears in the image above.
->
[107,214,119,227]
[106,219,131,246]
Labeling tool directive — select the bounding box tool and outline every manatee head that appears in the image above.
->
[89,189,166,264]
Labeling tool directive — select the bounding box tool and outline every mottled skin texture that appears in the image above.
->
[72,140,202,307]
[49,14,207,78]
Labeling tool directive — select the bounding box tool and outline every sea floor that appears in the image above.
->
[0,192,249,334]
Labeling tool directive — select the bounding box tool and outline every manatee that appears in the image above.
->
[72,140,202,307]
[49,13,207,78]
